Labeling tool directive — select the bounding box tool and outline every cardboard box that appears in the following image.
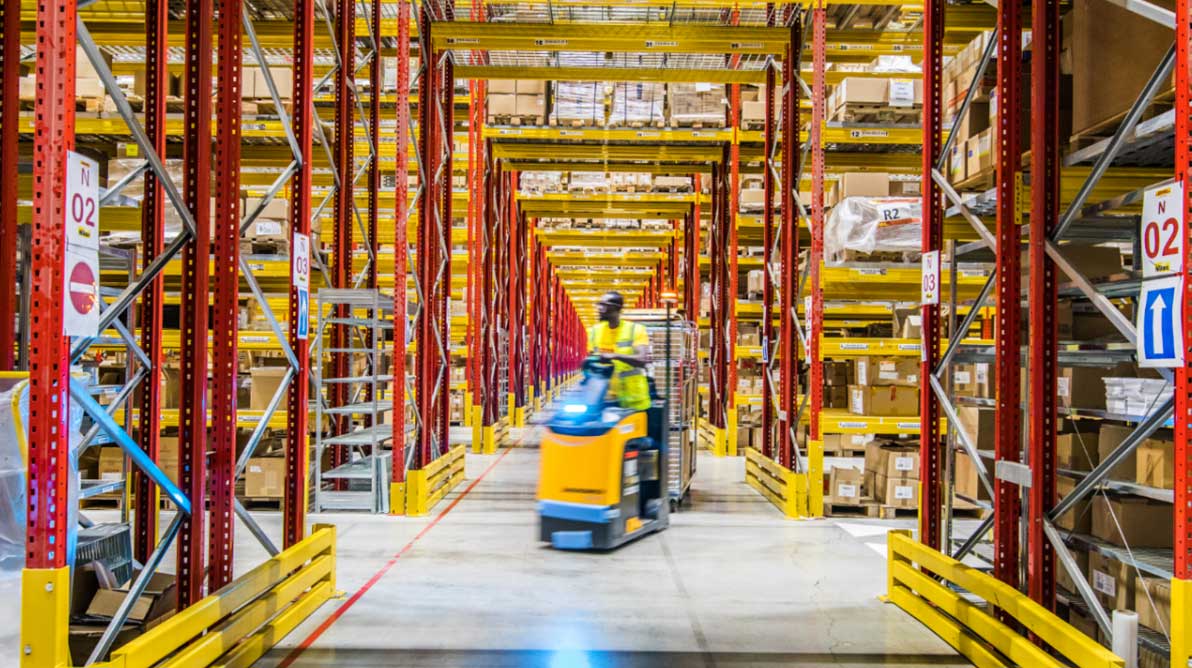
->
[97,448,124,482]
[249,366,289,411]
[1088,550,1133,612]
[486,93,518,118]
[951,363,982,398]
[1134,576,1171,633]
[741,100,765,122]
[1056,546,1088,594]
[828,467,864,504]
[1136,436,1174,489]
[854,357,919,387]
[892,307,921,339]
[1067,607,1100,645]
[1031,244,1122,282]
[953,406,995,453]
[875,473,919,508]
[162,364,181,409]
[1098,423,1138,481]
[822,361,853,386]
[965,129,992,177]
[954,449,991,502]
[848,385,918,417]
[158,436,180,485]
[1069,0,1173,135]
[825,385,848,409]
[1055,475,1093,534]
[1059,363,1134,410]
[85,569,177,624]
[515,94,544,119]
[245,457,286,498]
[864,443,921,480]
[836,172,890,200]
[946,101,990,145]
[1091,495,1173,548]
[948,142,966,183]
[1057,430,1099,472]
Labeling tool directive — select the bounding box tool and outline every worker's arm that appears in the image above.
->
[601,324,651,368]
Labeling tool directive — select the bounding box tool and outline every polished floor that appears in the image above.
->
[0,430,969,667]
[256,432,968,668]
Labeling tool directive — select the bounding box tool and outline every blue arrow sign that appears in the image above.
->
[296,289,309,340]
[1138,276,1184,368]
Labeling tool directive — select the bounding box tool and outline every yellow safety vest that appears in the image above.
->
[588,321,651,411]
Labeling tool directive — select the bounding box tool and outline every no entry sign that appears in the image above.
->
[63,152,100,337]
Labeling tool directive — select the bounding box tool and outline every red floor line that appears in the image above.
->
[276,439,522,668]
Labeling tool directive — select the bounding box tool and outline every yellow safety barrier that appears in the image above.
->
[1173,577,1191,668]
[400,445,466,516]
[743,447,807,518]
[85,524,337,668]
[885,530,1124,668]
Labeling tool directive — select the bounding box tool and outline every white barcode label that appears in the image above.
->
[889,79,916,107]
[1057,376,1071,398]
[975,364,989,384]
[837,484,858,499]
[101,472,121,481]
[954,371,972,384]
[856,362,869,386]
[851,434,873,446]
[879,371,899,381]
[906,374,919,384]
[1093,570,1116,597]
[895,456,915,471]
[894,485,914,500]
[256,221,283,236]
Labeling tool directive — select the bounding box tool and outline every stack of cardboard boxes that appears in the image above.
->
[826,77,923,123]
[486,80,546,124]
[667,83,726,127]
[864,442,921,509]
[847,356,919,417]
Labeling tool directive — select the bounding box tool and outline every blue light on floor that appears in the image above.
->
[549,649,593,668]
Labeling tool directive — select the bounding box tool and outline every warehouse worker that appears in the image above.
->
[589,291,653,411]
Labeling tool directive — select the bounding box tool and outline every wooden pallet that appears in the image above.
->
[241,496,283,510]
[240,239,290,256]
[671,118,726,129]
[1067,89,1175,152]
[824,499,884,518]
[488,114,543,126]
[823,448,867,458]
[829,102,921,124]
[548,117,602,128]
[954,166,995,192]
[608,119,665,129]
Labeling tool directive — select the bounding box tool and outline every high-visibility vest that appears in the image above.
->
[588,321,651,410]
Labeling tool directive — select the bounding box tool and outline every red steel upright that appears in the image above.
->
[761,54,776,459]
[330,0,356,462]
[285,0,315,548]
[808,4,826,517]
[993,0,1022,589]
[777,10,800,470]
[1173,0,1191,661]
[22,0,74,659]
[918,0,945,552]
[134,0,169,562]
[392,0,411,498]
[178,0,214,606]
[1028,0,1059,609]
[209,0,242,591]
[0,0,17,371]
[366,0,381,292]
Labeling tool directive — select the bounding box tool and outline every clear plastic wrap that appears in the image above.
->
[824,196,922,263]
[0,381,83,577]
[610,82,664,126]
[552,82,603,125]
[667,83,725,126]
[867,55,921,73]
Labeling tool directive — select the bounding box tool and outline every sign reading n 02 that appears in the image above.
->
[64,152,101,337]
[1137,182,1186,368]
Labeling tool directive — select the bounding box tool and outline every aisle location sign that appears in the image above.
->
[294,232,310,340]
[1140,182,1184,277]
[64,151,100,337]
[1138,275,1184,368]
[921,250,940,305]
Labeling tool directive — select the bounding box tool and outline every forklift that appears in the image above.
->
[536,356,670,550]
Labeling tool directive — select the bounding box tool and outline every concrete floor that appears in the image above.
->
[0,430,969,667]
[255,432,968,668]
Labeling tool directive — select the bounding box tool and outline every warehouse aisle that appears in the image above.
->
[258,434,967,668]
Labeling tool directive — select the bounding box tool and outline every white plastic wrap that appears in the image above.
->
[0,381,83,576]
[824,196,922,263]
[868,55,921,73]
[668,83,725,125]
[552,82,603,125]
[610,82,664,125]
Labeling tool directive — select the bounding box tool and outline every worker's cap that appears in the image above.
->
[597,292,625,309]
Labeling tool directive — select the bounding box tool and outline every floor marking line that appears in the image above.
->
[276,437,523,668]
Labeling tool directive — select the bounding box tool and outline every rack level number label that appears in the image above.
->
[921,251,940,305]
[1138,275,1184,368]
[64,151,100,337]
[1141,182,1184,277]
[293,232,310,340]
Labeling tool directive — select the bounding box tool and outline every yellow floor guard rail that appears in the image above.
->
[743,447,823,518]
[94,524,336,668]
[397,444,466,516]
[886,530,1123,668]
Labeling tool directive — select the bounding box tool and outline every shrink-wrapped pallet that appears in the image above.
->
[551,82,604,125]
[824,197,922,264]
[610,82,664,126]
[667,83,725,126]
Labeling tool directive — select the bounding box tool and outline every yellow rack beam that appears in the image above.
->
[431,22,790,55]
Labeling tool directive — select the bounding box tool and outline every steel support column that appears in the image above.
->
[436,37,454,453]
[509,183,526,427]
[330,0,356,465]
[21,0,75,658]
[993,0,1023,589]
[392,0,411,501]
[1028,0,1060,609]
[808,3,827,517]
[133,0,168,563]
[366,0,381,292]
[778,10,800,470]
[761,62,776,459]
[285,0,315,548]
[919,0,945,551]
[1173,0,1192,661]
[209,0,242,591]
[0,0,17,372]
[177,0,214,607]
